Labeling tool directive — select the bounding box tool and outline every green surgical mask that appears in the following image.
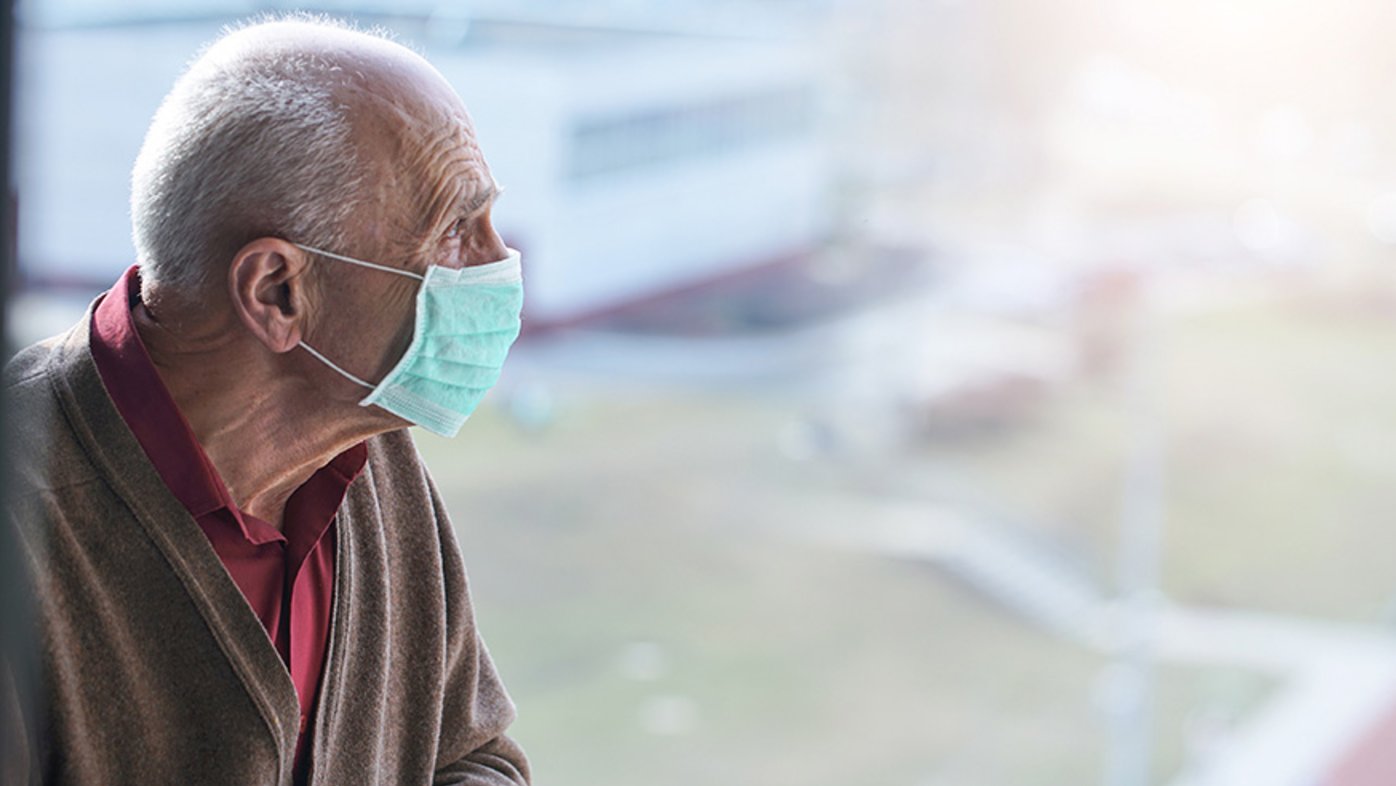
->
[295,243,524,437]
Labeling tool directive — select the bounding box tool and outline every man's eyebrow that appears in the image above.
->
[459,182,504,217]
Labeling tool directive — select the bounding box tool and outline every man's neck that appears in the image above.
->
[133,302,380,530]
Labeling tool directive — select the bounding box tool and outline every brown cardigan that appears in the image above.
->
[1,312,530,785]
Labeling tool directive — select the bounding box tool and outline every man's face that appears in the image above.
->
[305,59,510,409]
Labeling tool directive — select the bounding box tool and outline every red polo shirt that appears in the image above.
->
[89,265,366,782]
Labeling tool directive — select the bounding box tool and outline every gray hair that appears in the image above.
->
[130,16,379,297]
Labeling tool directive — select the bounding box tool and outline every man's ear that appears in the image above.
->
[227,238,313,353]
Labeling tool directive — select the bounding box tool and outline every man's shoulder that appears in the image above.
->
[4,333,73,450]
[4,333,66,391]
[4,329,103,498]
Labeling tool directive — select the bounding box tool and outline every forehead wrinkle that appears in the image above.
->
[404,123,491,240]
[343,89,478,258]
[325,41,487,256]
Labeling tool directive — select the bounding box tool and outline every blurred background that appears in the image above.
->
[11,1,1396,784]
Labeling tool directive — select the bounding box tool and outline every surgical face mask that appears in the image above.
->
[293,243,524,438]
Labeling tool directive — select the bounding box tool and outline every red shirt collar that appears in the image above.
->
[89,265,366,545]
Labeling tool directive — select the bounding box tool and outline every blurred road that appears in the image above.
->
[796,493,1396,786]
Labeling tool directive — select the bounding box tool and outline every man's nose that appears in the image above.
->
[465,217,510,267]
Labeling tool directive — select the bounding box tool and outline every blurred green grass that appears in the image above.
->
[413,349,1288,784]
[1159,301,1396,620]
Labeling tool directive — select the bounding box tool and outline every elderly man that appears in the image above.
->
[3,17,529,785]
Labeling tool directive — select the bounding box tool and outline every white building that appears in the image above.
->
[17,9,832,328]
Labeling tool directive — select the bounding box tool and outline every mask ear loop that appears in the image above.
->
[294,243,426,281]
[298,341,374,389]
[291,242,425,394]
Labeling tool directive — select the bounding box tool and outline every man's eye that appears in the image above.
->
[445,219,466,239]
